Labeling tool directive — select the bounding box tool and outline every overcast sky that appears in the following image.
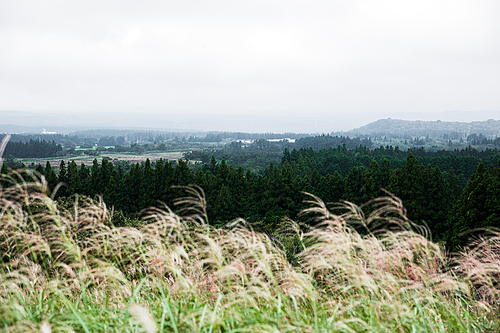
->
[1,0,500,132]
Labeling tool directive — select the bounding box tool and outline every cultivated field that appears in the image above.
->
[19,151,186,168]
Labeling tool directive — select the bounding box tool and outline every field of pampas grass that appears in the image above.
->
[0,170,499,332]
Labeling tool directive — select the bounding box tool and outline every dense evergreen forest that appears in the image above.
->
[2,139,62,158]
[6,144,499,250]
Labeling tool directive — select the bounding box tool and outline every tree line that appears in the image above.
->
[3,139,63,158]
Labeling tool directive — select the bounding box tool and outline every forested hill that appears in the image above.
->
[347,118,500,137]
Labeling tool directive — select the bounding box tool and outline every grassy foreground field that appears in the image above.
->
[1,172,500,332]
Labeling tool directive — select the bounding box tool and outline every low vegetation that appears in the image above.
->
[1,169,500,332]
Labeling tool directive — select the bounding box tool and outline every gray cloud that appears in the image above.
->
[1,0,499,131]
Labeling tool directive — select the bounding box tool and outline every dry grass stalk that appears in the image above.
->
[0,172,498,331]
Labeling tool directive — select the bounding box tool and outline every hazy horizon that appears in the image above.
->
[1,109,500,135]
[2,1,500,133]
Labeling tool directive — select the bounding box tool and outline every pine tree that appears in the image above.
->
[35,163,44,175]
[174,159,193,186]
[79,163,90,195]
[423,166,449,240]
[281,148,292,166]
[388,153,426,221]
[212,184,234,224]
[67,161,80,195]
[57,160,68,198]
[123,163,142,212]
[229,166,247,217]
[114,178,134,214]
[45,161,58,195]
[90,159,102,195]
[0,163,8,188]
[152,159,166,202]
[310,168,320,188]
[160,161,175,205]
[104,174,118,206]
[139,158,153,209]
[448,161,491,248]
[344,167,364,204]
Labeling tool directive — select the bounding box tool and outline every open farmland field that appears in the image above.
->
[19,151,186,168]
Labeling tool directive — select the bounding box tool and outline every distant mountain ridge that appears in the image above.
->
[347,118,500,137]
